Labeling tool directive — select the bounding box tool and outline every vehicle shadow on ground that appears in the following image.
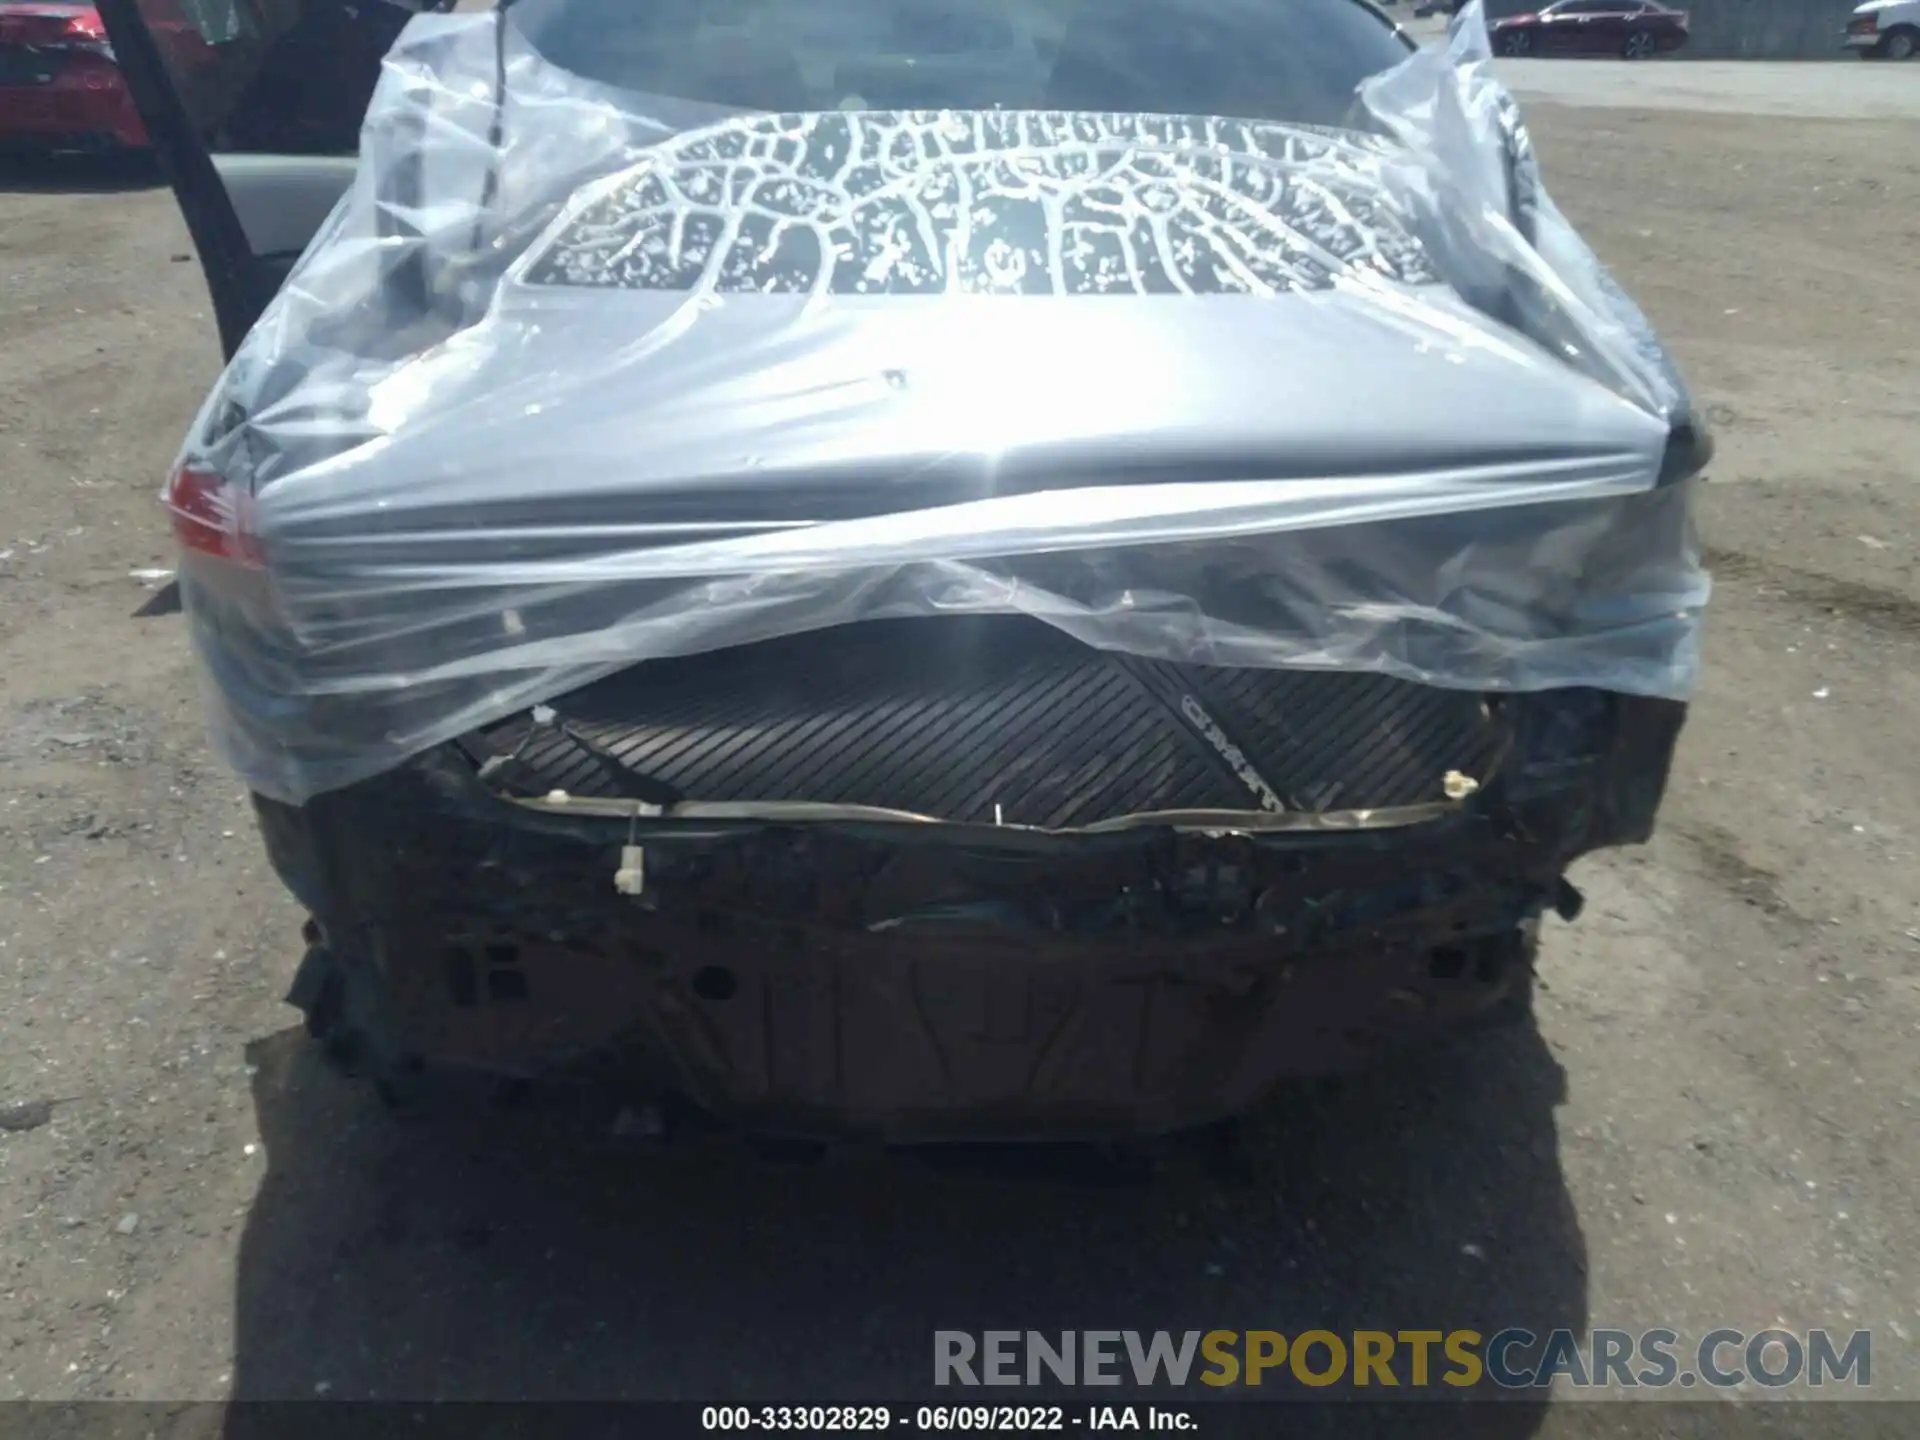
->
[0,151,162,195]
[220,1020,1583,1438]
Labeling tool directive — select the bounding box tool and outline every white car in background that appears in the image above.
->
[1845,0,1920,58]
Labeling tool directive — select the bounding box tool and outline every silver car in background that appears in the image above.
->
[1846,0,1920,57]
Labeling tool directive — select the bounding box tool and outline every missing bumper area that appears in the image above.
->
[253,669,1675,1140]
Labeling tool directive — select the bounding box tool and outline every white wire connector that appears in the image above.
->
[613,844,647,897]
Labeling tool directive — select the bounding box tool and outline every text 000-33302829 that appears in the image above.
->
[700,1406,1196,1431]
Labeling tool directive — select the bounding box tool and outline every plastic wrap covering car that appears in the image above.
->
[165,0,1709,805]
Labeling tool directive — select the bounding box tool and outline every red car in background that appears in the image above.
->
[1489,0,1691,58]
[2,0,443,155]
[0,0,222,151]
[0,1,144,149]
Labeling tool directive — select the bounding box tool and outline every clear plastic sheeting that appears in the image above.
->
[171,0,1710,804]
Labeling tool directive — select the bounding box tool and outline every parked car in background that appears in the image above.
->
[0,0,164,150]
[1489,0,1690,58]
[1845,0,1920,58]
[0,0,445,155]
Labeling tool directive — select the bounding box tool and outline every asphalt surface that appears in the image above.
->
[1,55,1917,1435]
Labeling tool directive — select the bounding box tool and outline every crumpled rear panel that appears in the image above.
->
[168,2,1709,804]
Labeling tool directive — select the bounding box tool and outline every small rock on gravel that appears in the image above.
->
[0,1100,56,1133]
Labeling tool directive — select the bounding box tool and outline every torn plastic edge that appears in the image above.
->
[263,457,1668,610]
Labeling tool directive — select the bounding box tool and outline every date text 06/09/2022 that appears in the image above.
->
[701,1406,1193,1431]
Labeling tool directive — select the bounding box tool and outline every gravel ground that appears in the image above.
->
[1497,57,1920,119]
[1,76,1917,1433]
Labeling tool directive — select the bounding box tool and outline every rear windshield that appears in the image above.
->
[125,0,1411,157]
[508,0,1414,129]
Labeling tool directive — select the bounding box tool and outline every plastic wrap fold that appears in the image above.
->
[171,1,1710,804]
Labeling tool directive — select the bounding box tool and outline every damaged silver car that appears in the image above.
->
[100,0,1710,1140]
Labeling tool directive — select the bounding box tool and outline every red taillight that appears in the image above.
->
[166,464,266,569]
[62,9,107,40]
